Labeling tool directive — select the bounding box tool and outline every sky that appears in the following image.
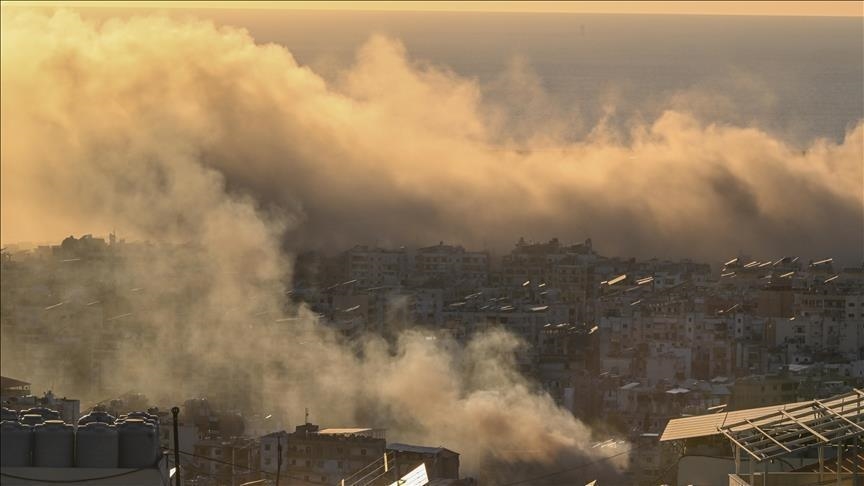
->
[6,1,863,17]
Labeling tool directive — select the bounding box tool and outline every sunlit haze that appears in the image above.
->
[1,3,862,485]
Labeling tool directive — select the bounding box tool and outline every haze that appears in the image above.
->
[2,6,862,262]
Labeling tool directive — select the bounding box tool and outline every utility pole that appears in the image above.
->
[276,435,282,486]
[172,407,181,486]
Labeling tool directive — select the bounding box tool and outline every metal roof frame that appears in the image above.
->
[717,389,864,461]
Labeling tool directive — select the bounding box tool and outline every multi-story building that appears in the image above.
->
[343,246,407,288]
[412,243,489,289]
[260,424,386,485]
[728,374,799,409]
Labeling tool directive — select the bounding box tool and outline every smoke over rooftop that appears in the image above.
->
[1,7,861,478]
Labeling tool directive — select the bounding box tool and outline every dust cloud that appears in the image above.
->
[1,8,861,476]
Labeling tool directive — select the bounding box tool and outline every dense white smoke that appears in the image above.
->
[1,8,862,477]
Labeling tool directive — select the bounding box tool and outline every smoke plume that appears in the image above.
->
[2,9,862,261]
[1,8,862,478]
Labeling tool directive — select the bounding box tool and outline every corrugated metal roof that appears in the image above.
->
[660,400,813,441]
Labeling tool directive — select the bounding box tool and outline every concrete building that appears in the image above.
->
[260,424,386,485]
[413,242,489,288]
[0,376,31,401]
[387,443,460,481]
[343,246,407,288]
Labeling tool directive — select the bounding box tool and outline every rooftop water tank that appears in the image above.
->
[1,407,18,422]
[20,414,45,426]
[33,420,74,467]
[0,421,33,466]
[23,407,60,420]
[126,411,161,459]
[126,411,157,422]
[118,419,158,468]
[78,410,116,426]
[76,422,119,468]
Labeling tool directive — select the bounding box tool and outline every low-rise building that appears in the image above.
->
[260,423,386,485]
[387,443,460,481]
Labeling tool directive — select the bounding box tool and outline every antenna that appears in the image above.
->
[305,407,309,425]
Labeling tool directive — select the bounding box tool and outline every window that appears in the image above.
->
[265,458,272,466]
[306,460,311,467]
[360,449,367,456]
[265,444,271,451]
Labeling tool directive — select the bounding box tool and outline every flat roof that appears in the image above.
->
[660,400,814,442]
[0,376,31,389]
[387,443,458,456]
[318,428,373,435]
[0,467,162,485]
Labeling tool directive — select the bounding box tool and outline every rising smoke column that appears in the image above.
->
[1,7,862,476]
[0,9,632,475]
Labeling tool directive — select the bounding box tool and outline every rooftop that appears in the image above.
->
[318,428,373,435]
[717,389,863,461]
[661,399,817,442]
[1,376,31,389]
[660,389,864,450]
[387,443,458,456]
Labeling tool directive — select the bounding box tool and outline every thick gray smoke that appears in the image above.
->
[0,9,635,476]
[1,7,861,476]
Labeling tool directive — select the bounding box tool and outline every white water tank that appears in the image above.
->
[20,414,44,426]
[23,407,60,420]
[126,411,161,460]
[0,421,33,466]
[118,419,158,468]
[33,420,74,467]
[76,421,119,468]
[126,411,157,422]
[1,407,18,422]
[78,410,116,426]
